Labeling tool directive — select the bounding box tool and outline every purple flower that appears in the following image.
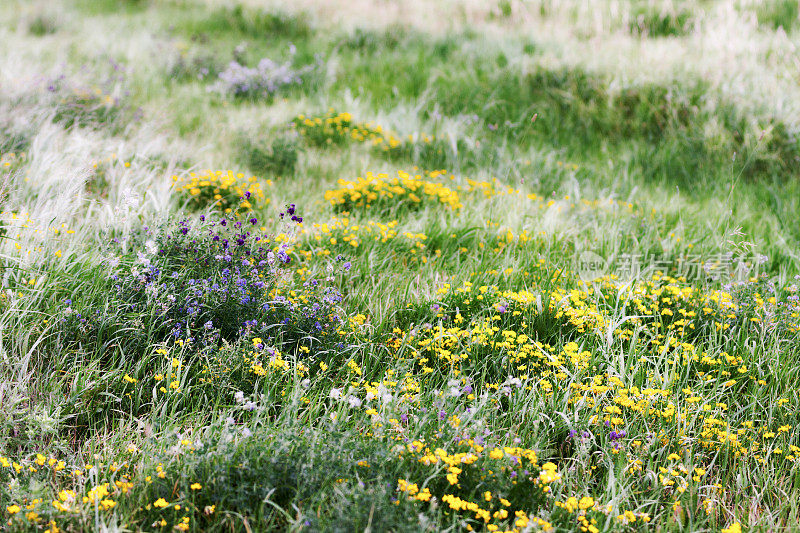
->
[609,430,626,442]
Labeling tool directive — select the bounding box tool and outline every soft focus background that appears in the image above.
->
[1,1,799,531]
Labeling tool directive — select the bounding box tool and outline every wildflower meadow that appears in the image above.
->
[1,0,800,531]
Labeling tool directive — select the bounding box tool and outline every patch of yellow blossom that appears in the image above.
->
[172,170,270,212]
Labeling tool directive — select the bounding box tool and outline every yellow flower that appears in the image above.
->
[579,496,595,510]
[721,522,742,533]
[153,498,169,508]
[190,483,202,490]
[7,504,21,514]
[100,499,116,510]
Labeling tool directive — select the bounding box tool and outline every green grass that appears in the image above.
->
[756,0,799,31]
[1,0,800,531]
[628,2,695,37]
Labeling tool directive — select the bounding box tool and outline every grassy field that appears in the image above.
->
[1,0,800,531]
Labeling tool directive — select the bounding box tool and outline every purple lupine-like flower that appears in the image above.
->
[609,430,627,442]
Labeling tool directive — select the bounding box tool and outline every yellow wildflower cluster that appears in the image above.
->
[392,439,554,532]
[323,169,462,211]
[350,269,795,529]
[1,455,135,529]
[171,170,270,212]
[293,109,403,148]
[293,110,468,164]
[296,216,428,263]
